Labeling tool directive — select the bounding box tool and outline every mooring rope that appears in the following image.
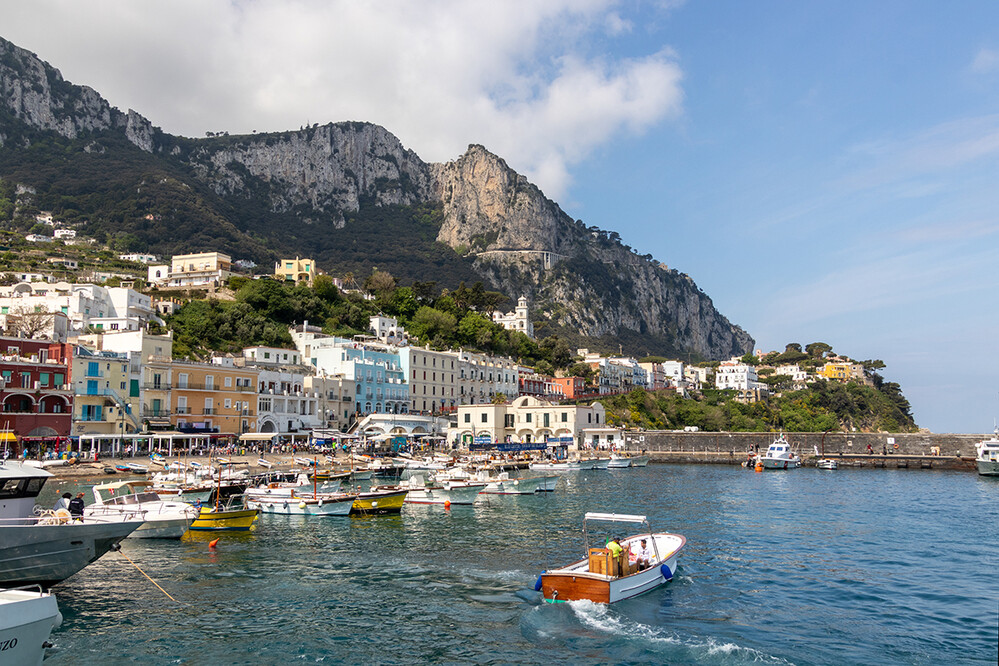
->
[115,545,179,603]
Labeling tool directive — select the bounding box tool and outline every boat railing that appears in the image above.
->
[3,511,145,526]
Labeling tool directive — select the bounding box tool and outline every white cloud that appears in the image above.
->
[1,0,684,200]
[971,47,999,74]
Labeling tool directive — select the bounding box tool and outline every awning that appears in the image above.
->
[239,433,280,441]
[0,432,16,442]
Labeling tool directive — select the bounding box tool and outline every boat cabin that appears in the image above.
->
[0,461,51,522]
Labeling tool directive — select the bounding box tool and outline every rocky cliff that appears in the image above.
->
[0,34,754,360]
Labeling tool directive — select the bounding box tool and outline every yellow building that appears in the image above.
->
[165,252,232,287]
[71,348,142,436]
[817,362,865,381]
[170,360,259,435]
[274,257,316,285]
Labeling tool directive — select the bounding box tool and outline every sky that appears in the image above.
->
[2,1,998,433]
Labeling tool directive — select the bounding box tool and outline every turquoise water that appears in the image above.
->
[38,466,998,664]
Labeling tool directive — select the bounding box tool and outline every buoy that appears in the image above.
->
[298,502,307,509]
[444,500,451,509]
[209,538,219,549]
[754,463,763,473]
[371,501,378,508]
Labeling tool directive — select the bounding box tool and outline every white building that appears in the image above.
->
[684,366,710,389]
[304,373,356,431]
[492,296,534,339]
[449,395,607,449]
[715,359,762,391]
[243,346,302,366]
[368,315,409,346]
[450,349,519,405]
[119,253,159,264]
[147,252,232,287]
[399,346,459,414]
[0,282,160,338]
[25,234,51,243]
[53,229,76,240]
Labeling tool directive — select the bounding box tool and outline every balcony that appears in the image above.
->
[142,383,171,390]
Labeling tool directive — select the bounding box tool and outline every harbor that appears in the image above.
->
[27,463,999,665]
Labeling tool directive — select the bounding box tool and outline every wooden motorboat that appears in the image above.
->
[189,499,260,531]
[537,512,685,604]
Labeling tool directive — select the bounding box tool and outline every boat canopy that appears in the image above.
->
[584,512,647,523]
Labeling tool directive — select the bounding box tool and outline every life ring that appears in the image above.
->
[893,443,899,450]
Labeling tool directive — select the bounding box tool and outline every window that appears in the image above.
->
[20,373,31,388]
[87,361,99,377]
[464,413,470,423]
[39,373,49,387]
[481,413,487,423]
[55,373,64,386]
[526,413,532,423]
[562,412,568,423]
[224,399,232,409]
[225,377,232,387]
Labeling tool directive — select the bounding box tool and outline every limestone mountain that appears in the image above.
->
[0,35,754,360]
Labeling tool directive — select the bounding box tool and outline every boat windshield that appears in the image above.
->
[0,476,46,499]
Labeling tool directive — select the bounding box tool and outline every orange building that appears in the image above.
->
[170,360,259,435]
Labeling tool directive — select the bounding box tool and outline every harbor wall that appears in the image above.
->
[620,431,983,469]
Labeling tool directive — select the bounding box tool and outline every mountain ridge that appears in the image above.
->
[0,34,754,360]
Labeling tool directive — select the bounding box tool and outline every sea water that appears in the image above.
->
[38,465,998,664]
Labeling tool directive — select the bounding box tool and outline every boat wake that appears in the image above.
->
[522,599,791,665]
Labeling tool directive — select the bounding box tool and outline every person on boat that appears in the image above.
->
[635,539,654,570]
[68,492,86,520]
[606,537,625,576]
[54,492,72,512]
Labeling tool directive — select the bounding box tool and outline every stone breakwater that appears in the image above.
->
[622,431,985,469]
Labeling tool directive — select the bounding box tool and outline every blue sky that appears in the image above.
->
[3,1,998,432]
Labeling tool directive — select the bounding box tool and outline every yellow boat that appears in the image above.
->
[350,488,408,514]
[189,505,260,531]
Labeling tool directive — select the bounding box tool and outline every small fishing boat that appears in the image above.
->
[0,585,63,665]
[756,433,801,469]
[629,455,650,467]
[528,460,584,472]
[607,454,632,468]
[536,512,685,604]
[473,470,546,495]
[114,464,130,473]
[397,475,484,505]
[126,462,149,474]
[350,487,408,514]
[189,497,260,531]
[256,458,273,469]
[246,493,356,516]
[975,426,999,476]
[816,459,838,470]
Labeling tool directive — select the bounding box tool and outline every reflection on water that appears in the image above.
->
[36,465,999,664]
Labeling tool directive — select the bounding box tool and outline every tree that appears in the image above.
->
[364,270,396,297]
[4,306,54,338]
[805,342,833,358]
[407,306,456,345]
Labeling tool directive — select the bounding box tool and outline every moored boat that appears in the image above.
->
[757,433,801,469]
[607,454,632,468]
[398,475,484,505]
[474,470,546,495]
[528,460,584,472]
[975,427,999,476]
[0,461,142,587]
[246,493,356,516]
[0,585,63,666]
[537,512,685,604]
[85,480,199,539]
[350,487,408,514]
[189,499,260,531]
[816,459,838,470]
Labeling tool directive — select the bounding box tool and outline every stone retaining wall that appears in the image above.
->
[621,431,984,458]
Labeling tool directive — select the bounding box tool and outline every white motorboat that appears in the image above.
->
[607,454,632,468]
[816,459,838,470]
[0,585,63,666]
[85,481,198,539]
[398,475,484,505]
[473,470,546,495]
[630,455,650,467]
[757,433,801,469]
[528,460,584,472]
[244,474,341,501]
[0,461,142,586]
[245,492,356,516]
[537,512,685,604]
[975,427,999,476]
[584,457,610,470]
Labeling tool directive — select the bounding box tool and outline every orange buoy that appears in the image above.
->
[754,464,763,473]
[209,538,220,549]
[444,500,451,509]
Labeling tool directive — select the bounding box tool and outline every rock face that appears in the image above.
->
[186,123,433,223]
[0,34,754,359]
[0,37,154,151]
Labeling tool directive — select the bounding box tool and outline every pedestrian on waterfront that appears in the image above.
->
[883,444,888,455]
[68,492,86,520]
[54,492,72,512]
[867,443,873,455]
